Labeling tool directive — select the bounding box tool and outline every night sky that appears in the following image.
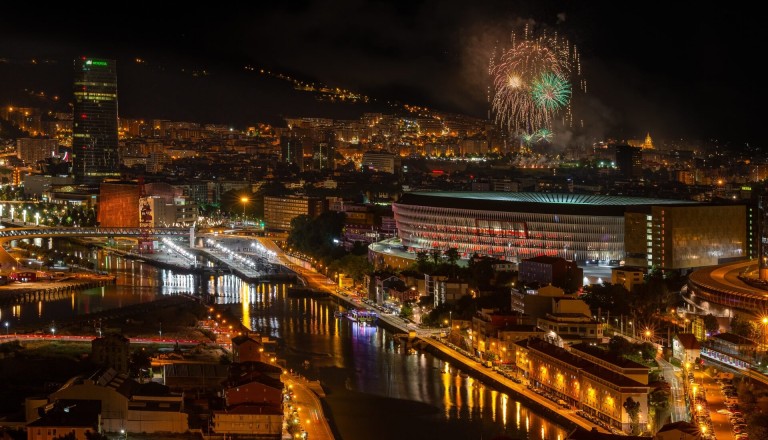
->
[0,2,762,144]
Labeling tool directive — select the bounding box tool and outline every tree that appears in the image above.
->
[639,342,657,360]
[608,335,633,357]
[129,348,152,378]
[399,303,414,320]
[327,254,372,283]
[731,315,753,338]
[430,249,442,266]
[416,250,432,273]
[444,247,460,267]
[623,396,641,435]
[582,284,631,316]
[703,314,719,334]
[287,211,346,259]
[648,387,671,431]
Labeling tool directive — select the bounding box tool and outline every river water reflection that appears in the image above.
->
[5,239,568,440]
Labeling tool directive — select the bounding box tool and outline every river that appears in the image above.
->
[4,238,569,440]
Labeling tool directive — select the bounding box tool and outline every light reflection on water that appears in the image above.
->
[216,286,567,440]
[5,239,567,440]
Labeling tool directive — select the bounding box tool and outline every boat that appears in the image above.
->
[459,372,469,378]
[346,309,378,323]
[334,311,345,318]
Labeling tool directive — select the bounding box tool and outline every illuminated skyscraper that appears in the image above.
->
[72,58,119,182]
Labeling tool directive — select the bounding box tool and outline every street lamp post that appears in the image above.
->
[4,322,8,335]
[240,197,249,218]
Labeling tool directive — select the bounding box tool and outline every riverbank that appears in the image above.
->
[255,236,607,435]
[0,275,116,307]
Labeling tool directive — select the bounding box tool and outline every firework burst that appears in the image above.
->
[490,27,583,137]
[532,72,571,111]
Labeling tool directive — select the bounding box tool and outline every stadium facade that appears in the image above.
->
[390,192,748,269]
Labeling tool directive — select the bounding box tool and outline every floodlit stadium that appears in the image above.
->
[392,192,702,263]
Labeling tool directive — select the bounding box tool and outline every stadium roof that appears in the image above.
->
[396,192,698,216]
[407,192,695,206]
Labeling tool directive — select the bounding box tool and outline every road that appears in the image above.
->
[284,374,335,440]
[657,357,688,423]
[696,367,736,440]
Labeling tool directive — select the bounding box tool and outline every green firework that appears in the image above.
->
[532,72,571,111]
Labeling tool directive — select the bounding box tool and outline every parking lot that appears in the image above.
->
[692,367,749,440]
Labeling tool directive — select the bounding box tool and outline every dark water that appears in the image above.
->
[8,238,568,440]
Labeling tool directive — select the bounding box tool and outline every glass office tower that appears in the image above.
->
[72,57,119,182]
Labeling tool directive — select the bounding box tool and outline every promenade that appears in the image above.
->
[257,237,609,434]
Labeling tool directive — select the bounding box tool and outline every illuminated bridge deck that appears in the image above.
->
[0,227,188,240]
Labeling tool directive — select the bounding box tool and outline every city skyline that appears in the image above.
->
[0,2,763,144]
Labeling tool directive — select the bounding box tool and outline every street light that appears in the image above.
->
[240,197,249,217]
[4,322,8,335]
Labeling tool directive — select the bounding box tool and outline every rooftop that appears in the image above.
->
[403,191,695,206]
[656,421,701,435]
[520,338,648,389]
[570,343,648,370]
[396,192,697,216]
[711,332,756,346]
[674,333,701,350]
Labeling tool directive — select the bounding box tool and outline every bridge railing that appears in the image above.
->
[0,227,189,239]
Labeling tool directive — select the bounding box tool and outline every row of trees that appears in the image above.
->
[581,270,678,324]
[287,212,372,284]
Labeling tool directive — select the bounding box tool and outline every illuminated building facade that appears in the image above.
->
[515,338,649,433]
[16,138,59,165]
[263,195,324,231]
[97,182,139,228]
[73,58,119,182]
[624,204,746,269]
[393,192,702,264]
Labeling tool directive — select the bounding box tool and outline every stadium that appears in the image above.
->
[390,192,746,268]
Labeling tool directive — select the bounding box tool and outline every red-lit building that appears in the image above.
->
[223,374,284,408]
[232,334,264,363]
[97,182,139,227]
